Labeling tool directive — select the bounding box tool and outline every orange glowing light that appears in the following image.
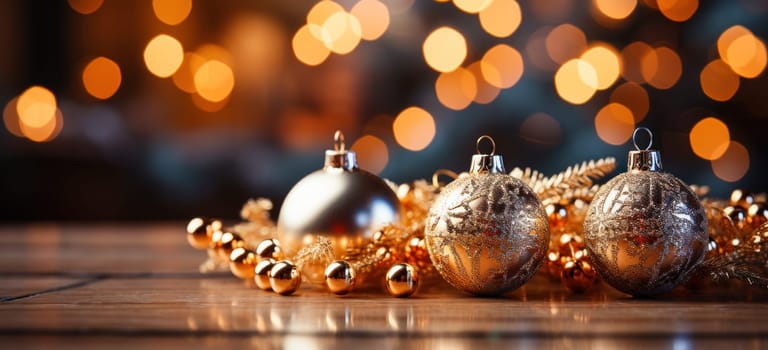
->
[351,0,390,41]
[2,97,23,137]
[594,0,636,19]
[594,103,635,145]
[479,0,521,38]
[700,59,740,102]
[520,113,562,146]
[191,93,229,113]
[621,41,654,83]
[689,117,730,160]
[20,108,63,143]
[526,26,558,72]
[82,57,122,100]
[481,44,524,89]
[17,86,57,128]
[468,62,500,104]
[308,1,345,29]
[292,24,331,66]
[711,141,749,182]
[726,34,767,79]
[351,135,389,174]
[545,23,587,64]
[718,26,752,65]
[435,67,477,111]
[152,0,192,26]
[555,59,597,104]
[657,0,698,22]
[194,60,235,103]
[393,107,436,151]
[173,53,205,93]
[67,0,103,15]
[323,12,362,55]
[423,27,467,73]
[642,46,682,89]
[143,34,184,78]
[580,44,621,90]
[453,0,493,14]
[609,82,649,122]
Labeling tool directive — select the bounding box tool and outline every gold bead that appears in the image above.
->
[256,238,282,261]
[217,231,245,261]
[561,259,598,293]
[186,217,221,250]
[229,247,257,279]
[269,260,302,296]
[254,259,276,290]
[324,260,356,295]
[385,263,419,298]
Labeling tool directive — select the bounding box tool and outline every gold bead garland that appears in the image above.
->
[188,157,768,297]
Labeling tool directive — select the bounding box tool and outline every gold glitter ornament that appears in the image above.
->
[385,263,420,298]
[425,136,550,296]
[254,258,276,290]
[269,260,302,295]
[229,247,257,279]
[324,260,356,295]
[277,131,402,280]
[584,128,708,296]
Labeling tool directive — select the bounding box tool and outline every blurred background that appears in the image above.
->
[1,0,766,221]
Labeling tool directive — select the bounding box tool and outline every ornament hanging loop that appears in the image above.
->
[632,127,653,151]
[432,169,459,188]
[476,135,496,155]
[334,130,346,152]
[325,130,357,171]
[628,127,662,172]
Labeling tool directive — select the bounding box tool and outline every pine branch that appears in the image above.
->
[510,157,616,204]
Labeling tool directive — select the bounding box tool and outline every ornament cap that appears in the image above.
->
[324,130,358,171]
[470,135,505,174]
[627,127,662,172]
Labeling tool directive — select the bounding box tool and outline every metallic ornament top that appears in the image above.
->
[425,136,550,295]
[584,128,708,296]
[277,131,402,260]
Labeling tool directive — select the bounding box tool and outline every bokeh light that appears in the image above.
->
[423,27,467,73]
[609,82,649,122]
[642,46,682,89]
[689,117,730,160]
[725,33,767,79]
[67,0,103,15]
[468,61,501,104]
[323,11,362,55]
[143,34,184,78]
[580,44,621,90]
[393,106,436,151]
[526,26,558,72]
[20,108,63,143]
[718,26,751,65]
[520,113,562,146]
[555,59,597,104]
[594,103,635,145]
[545,23,587,64]
[480,44,524,89]
[191,92,229,113]
[173,53,205,93]
[193,60,235,103]
[292,24,331,66]
[2,97,23,137]
[351,135,389,174]
[711,141,749,182]
[453,0,492,14]
[82,57,122,100]
[351,0,390,41]
[657,0,698,22]
[17,86,57,128]
[621,41,654,83]
[478,0,521,38]
[152,0,192,26]
[700,59,740,102]
[435,67,476,110]
[593,0,636,20]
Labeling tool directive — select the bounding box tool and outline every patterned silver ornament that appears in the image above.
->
[584,128,708,296]
[425,136,550,296]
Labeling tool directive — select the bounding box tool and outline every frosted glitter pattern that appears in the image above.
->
[425,173,549,295]
[584,171,708,296]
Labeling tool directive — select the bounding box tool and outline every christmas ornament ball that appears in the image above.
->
[277,131,401,262]
[584,128,708,296]
[425,136,550,296]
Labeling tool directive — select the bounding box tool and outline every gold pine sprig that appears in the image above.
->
[510,157,616,205]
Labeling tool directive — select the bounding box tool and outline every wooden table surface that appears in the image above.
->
[1,224,767,349]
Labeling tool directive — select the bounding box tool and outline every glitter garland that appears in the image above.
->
[186,158,768,297]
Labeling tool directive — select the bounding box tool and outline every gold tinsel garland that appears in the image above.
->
[186,158,768,297]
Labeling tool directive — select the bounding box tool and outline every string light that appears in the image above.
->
[423,27,467,73]
[689,117,730,160]
[609,82,649,122]
[700,59,740,102]
[711,141,750,182]
[67,0,103,15]
[143,34,184,78]
[82,57,122,100]
[435,67,476,110]
[594,103,635,145]
[393,107,436,151]
[555,59,597,104]
[152,0,192,26]
[478,0,521,38]
[351,135,389,174]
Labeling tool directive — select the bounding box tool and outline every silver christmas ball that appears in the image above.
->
[277,131,401,272]
[584,128,708,296]
[425,136,550,296]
